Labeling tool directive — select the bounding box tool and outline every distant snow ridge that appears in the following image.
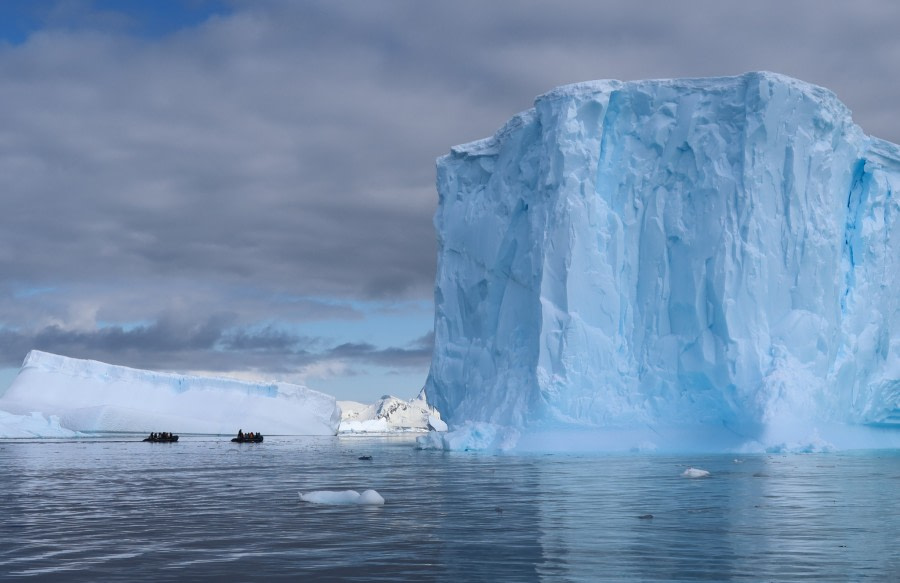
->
[0,350,341,435]
[338,395,445,433]
[425,72,900,452]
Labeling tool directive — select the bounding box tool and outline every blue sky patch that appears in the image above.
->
[0,0,231,45]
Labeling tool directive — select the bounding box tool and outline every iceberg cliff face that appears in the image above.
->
[0,350,341,435]
[426,72,900,449]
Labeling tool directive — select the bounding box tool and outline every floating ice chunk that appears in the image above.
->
[299,489,385,505]
[299,490,360,504]
[682,467,710,478]
[357,490,385,505]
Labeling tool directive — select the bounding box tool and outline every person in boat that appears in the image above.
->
[238,429,244,439]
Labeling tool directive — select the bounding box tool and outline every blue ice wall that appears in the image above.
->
[426,73,900,446]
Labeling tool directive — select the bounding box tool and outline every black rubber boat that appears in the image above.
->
[231,435,264,443]
[143,435,179,442]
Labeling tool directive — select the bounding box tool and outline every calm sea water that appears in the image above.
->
[1,435,898,582]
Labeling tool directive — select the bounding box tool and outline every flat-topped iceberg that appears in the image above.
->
[424,72,900,452]
[0,350,341,435]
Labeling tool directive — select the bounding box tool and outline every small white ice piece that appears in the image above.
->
[299,489,384,505]
[356,489,385,505]
[682,467,710,478]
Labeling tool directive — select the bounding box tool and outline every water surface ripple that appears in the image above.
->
[1,436,898,581]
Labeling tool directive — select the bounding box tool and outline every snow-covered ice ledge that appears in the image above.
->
[0,350,341,436]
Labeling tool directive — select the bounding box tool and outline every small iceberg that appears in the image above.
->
[299,489,385,505]
[682,467,710,478]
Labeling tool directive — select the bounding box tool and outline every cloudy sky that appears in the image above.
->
[0,0,897,402]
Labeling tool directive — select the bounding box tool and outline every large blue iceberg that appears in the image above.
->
[423,72,900,452]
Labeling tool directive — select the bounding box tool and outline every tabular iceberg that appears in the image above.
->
[0,350,341,435]
[424,72,900,452]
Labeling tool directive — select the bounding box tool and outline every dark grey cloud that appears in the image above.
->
[327,330,434,369]
[0,313,431,378]
[0,0,897,395]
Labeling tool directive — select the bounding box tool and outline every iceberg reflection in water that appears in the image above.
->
[0,435,897,581]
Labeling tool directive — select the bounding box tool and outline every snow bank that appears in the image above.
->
[0,350,341,435]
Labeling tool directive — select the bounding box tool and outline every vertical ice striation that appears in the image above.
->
[425,72,900,449]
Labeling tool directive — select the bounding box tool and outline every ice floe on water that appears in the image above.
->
[299,490,385,506]
[682,467,710,478]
